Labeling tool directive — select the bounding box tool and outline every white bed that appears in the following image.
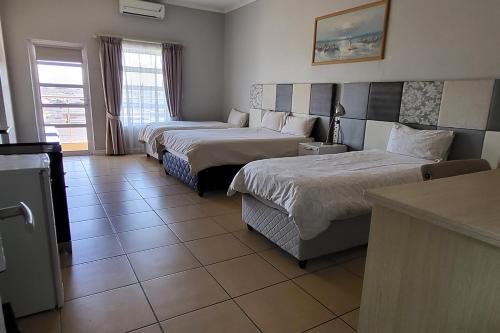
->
[229,149,432,240]
[138,121,237,160]
[163,127,313,174]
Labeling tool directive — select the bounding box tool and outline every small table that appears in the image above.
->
[298,142,347,156]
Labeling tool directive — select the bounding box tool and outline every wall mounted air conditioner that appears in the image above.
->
[119,0,165,20]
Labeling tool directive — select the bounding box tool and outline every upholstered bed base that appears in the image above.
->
[242,194,370,264]
[163,152,243,196]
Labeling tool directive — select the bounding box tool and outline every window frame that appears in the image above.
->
[28,39,95,155]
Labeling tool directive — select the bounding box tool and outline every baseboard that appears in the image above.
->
[93,149,106,155]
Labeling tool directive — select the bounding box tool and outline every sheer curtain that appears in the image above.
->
[121,40,169,153]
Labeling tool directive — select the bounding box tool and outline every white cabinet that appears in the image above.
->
[0,154,63,317]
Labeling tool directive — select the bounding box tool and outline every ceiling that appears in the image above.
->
[164,0,256,13]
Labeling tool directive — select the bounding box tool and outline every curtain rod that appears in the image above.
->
[93,34,182,46]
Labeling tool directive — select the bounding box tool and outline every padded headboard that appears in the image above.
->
[250,79,500,167]
[339,79,500,167]
[250,83,338,142]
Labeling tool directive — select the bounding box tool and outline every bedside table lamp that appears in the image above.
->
[326,102,346,145]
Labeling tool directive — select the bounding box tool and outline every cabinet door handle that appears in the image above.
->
[0,202,35,231]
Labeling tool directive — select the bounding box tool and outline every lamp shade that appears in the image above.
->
[334,103,346,117]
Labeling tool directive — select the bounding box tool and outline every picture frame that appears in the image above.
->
[312,0,390,65]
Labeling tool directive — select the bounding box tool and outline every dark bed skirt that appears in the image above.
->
[163,152,243,196]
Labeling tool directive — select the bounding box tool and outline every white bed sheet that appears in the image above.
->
[228,150,432,240]
[163,128,312,173]
[138,121,234,153]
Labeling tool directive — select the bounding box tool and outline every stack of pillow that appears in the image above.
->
[260,111,317,137]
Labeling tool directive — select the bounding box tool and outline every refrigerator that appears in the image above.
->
[0,154,63,317]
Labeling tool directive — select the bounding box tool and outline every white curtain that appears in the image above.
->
[121,40,169,153]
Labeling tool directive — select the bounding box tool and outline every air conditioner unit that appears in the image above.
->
[119,0,165,20]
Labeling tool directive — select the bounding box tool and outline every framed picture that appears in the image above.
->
[312,0,390,65]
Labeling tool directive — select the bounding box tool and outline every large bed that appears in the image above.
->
[162,127,314,195]
[228,149,437,267]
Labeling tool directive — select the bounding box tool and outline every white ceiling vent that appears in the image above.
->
[119,0,165,20]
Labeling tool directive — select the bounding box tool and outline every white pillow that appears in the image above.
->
[227,109,249,127]
[261,111,287,131]
[386,123,454,161]
[281,116,317,137]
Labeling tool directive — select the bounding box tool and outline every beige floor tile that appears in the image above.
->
[293,266,363,315]
[17,309,60,333]
[168,218,227,241]
[61,284,156,333]
[65,177,91,187]
[66,185,95,197]
[69,218,114,240]
[235,281,334,333]
[67,193,101,209]
[155,204,210,223]
[128,243,200,281]
[90,174,128,184]
[62,255,137,300]
[233,229,276,252]
[129,177,179,189]
[306,319,356,333]
[65,171,87,179]
[206,254,287,297]
[137,184,191,198]
[125,171,166,181]
[185,234,253,265]
[258,248,337,279]
[341,257,366,278]
[69,204,106,222]
[103,198,152,217]
[145,194,194,210]
[117,225,180,253]
[93,181,133,193]
[142,267,229,321]
[109,211,164,232]
[60,234,124,267]
[130,324,163,333]
[341,308,359,330]
[160,300,259,333]
[213,213,246,232]
[98,189,143,204]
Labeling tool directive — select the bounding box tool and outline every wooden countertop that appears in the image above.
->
[366,169,500,248]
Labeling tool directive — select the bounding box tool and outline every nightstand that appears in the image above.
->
[298,142,347,156]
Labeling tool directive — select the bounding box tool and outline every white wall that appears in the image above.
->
[0,0,225,151]
[224,0,500,114]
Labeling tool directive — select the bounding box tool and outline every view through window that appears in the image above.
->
[37,60,89,152]
[122,40,169,152]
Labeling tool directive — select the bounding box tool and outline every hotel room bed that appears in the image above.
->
[162,127,313,195]
[228,149,436,266]
[138,121,237,161]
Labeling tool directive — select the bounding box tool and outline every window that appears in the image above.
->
[35,59,90,152]
[121,41,169,151]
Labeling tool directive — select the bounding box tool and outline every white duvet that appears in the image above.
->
[163,128,312,173]
[137,121,234,153]
[228,150,432,240]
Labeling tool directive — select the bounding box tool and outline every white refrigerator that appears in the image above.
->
[0,154,63,317]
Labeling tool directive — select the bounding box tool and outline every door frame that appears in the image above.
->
[27,39,95,155]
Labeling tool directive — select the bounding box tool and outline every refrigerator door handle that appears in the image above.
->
[0,202,35,231]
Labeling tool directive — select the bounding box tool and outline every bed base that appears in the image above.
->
[143,141,164,164]
[242,194,370,267]
[163,152,243,196]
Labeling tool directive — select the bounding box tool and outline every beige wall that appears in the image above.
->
[224,0,500,114]
[0,0,225,151]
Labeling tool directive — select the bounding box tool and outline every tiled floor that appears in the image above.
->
[17,154,366,333]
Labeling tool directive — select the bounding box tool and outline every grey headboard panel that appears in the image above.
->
[250,79,500,167]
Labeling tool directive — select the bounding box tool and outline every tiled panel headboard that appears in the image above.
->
[250,79,500,167]
[250,83,338,142]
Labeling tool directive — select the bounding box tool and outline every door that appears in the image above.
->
[29,41,94,154]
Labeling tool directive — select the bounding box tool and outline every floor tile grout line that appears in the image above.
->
[339,315,358,332]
